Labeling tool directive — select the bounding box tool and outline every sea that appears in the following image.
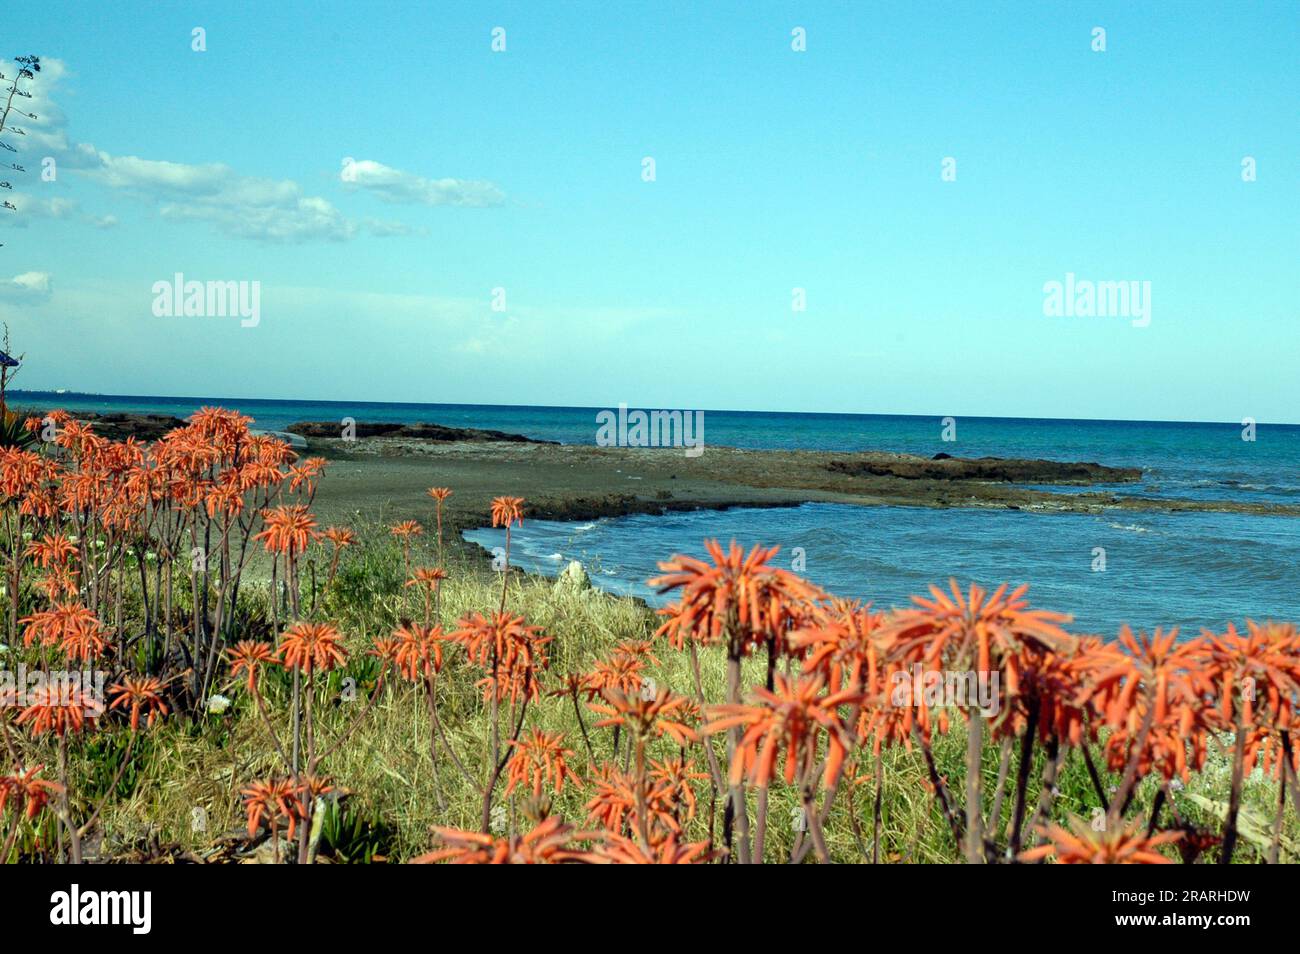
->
[15,391,1300,636]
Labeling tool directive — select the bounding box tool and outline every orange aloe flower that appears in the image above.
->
[0,765,63,820]
[593,832,713,864]
[1078,625,1206,728]
[590,686,699,746]
[286,457,327,495]
[295,773,335,808]
[477,658,547,704]
[21,602,107,663]
[0,447,48,499]
[1075,626,1212,782]
[16,681,102,737]
[35,565,81,601]
[586,651,649,699]
[407,566,447,590]
[369,634,401,670]
[428,487,453,529]
[649,540,824,652]
[450,611,550,675]
[705,672,862,788]
[254,504,318,557]
[321,526,357,550]
[1202,620,1300,729]
[790,599,884,692]
[20,601,99,651]
[228,640,278,691]
[490,495,525,529]
[61,617,108,664]
[278,621,348,674]
[584,763,682,837]
[877,580,1075,677]
[411,815,594,864]
[241,777,304,839]
[204,476,246,518]
[428,487,453,559]
[856,658,951,755]
[649,755,707,823]
[390,520,423,540]
[1021,817,1183,864]
[24,532,78,568]
[108,675,169,730]
[392,622,449,680]
[406,566,448,622]
[505,728,578,798]
[612,639,661,667]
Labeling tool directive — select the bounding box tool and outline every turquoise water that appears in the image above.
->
[464,504,1300,636]
[15,391,1300,633]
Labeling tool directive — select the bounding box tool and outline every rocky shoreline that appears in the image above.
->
[42,412,1296,524]
[287,420,555,444]
[296,433,1300,530]
[827,453,1141,484]
[68,412,188,442]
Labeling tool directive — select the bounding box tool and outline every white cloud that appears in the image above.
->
[74,151,356,243]
[2,56,473,243]
[340,158,505,207]
[0,194,118,229]
[0,271,52,300]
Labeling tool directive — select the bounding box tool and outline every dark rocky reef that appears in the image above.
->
[287,421,556,445]
[827,454,1141,484]
[78,412,188,442]
[526,493,795,522]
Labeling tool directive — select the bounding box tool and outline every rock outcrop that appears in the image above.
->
[287,421,555,444]
[827,454,1141,484]
[76,412,188,442]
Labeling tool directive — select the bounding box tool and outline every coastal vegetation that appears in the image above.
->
[1,408,1298,864]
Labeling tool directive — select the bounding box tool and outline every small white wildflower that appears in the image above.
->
[206,694,232,714]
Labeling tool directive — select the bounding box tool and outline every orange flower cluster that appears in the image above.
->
[0,765,62,821]
[450,611,552,703]
[651,540,823,652]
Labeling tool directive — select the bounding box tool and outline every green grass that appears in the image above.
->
[66,528,1297,863]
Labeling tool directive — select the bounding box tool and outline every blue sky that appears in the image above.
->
[3,1,1297,422]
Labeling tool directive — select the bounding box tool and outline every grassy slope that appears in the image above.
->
[87,528,1292,863]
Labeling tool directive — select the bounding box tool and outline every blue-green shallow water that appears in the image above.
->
[13,391,1299,633]
[464,503,1300,636]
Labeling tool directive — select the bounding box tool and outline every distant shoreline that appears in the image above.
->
[15,401,1298,528]
[301,435,1300,534]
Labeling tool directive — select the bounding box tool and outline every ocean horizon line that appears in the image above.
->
[10,388,1299,430]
